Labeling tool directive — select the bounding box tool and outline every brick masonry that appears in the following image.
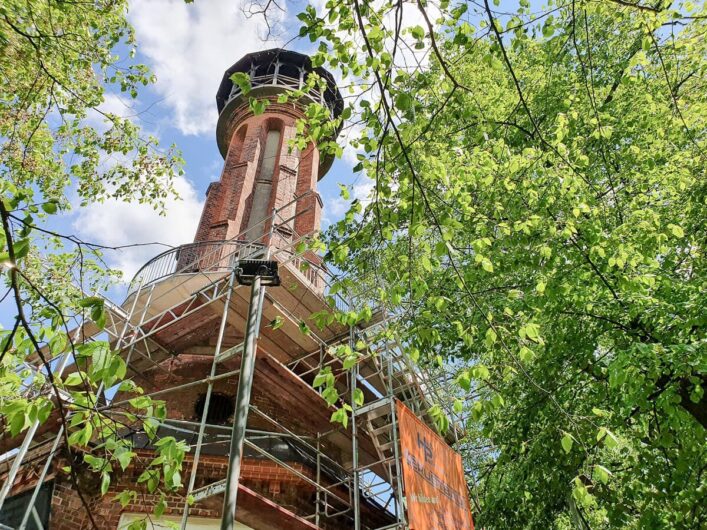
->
[193,98,325,248]
[3,432,388,530]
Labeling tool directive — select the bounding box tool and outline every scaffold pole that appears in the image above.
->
[221,274,262,530]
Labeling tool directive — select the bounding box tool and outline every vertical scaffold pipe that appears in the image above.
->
[220,274,263,530]
[0,346,74,511]
[17,281,148,526]
[180,269,238,530]
[350,327,361,530]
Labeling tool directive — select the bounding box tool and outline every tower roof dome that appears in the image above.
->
[215,48,343,117]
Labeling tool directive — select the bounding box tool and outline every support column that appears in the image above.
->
[221,275,262,530]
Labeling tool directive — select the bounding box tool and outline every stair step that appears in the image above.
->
[215,342,244,363]
[192,479,226,502]
[377,441,394,452]
[364,404,392,421]
[370,423,393,436]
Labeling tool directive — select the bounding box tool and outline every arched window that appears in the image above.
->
[230,125,247,162]
[194,393,234,425]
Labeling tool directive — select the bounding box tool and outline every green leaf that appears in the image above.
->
[68,423,93,447]
[84,454,105,470]
[456,370,471,391]
[313,368,333,388]
[597,427,619,449]
[428,404,450,434]
[410,25,425,39]
[484,327,497,348]
[342,355,358,370]
[36,400,53,423]
[331,407,349,428]
[353,388,364,406]
[473,365,490,380]
[129,396,152,409]
[79,296,103,308]
[298,321,311,336]
[519,346,534,363]
[91,302,106,330]
[667,224,684,238]
[249,98,269,115]
[491,393,505,408]
[230,71,252,94]
[13,239,30,260]
[101,471,111,495]
[63,372,85,387]
[561,432,574,454]
[128,520,148,530]
[116,449,135,471]
[395,93,413,111]
[116,490,137,508]
[471,401,483,422]
[154,497,167,518]
[594,464,611,484]
[521,323,541,343]
[270,316,284,330]
[9,410,28,437]
[41,201,58,214]
[321,386,339,405]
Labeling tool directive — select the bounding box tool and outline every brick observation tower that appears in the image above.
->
[196,48,342,249]
[0,49,474,530]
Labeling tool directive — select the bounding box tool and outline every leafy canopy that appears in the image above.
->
[1,1,186,526]
[293,0,706,527]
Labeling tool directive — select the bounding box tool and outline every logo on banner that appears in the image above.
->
[396,400,474,530]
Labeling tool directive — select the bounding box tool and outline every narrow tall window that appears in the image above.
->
[247,127,281,238]
[260,129,281,182]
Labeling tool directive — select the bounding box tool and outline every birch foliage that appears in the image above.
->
[296,0,706,527]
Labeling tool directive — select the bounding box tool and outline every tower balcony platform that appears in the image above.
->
[121,235,353,364]
[215,48,344,178]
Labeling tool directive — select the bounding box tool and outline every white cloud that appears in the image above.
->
[323,177,374,226]
[79,93,143,136]
[129,0,281,136]
[100,93,141,118]
[72,176,204,281]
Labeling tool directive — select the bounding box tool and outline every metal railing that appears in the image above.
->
[126,238,351,315]
[227,73,337,119]
[125,193,351,314]
[127,240,265,296]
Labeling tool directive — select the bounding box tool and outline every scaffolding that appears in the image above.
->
[0,192,469,530]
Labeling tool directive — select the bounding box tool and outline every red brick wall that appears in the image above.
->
[45,450,359,529]
[124,354,340,451]
[3,350,391,530]
[193,98,326,247]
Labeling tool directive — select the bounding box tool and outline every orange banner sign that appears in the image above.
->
[396,400,474,530]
